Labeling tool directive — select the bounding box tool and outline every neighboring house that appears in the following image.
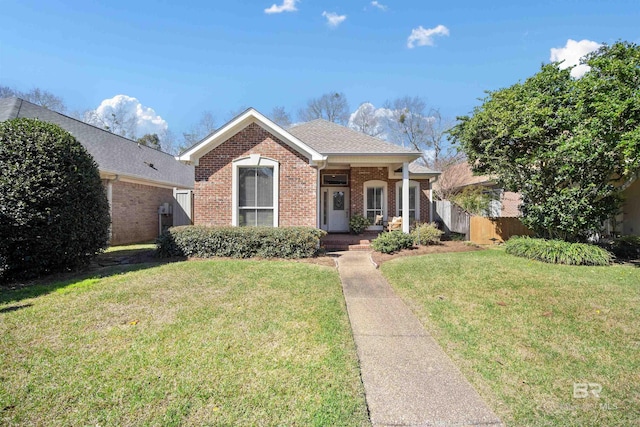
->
[0,97,194,245]
[434,161,521,217]
[619,177,640,236]
[178,108,439,233]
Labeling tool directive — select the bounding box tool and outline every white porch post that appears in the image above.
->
[402,162,410,233]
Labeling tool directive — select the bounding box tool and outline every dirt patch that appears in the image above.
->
[371,241,483,266]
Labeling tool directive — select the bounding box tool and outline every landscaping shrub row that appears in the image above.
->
[505,236,612,266]
[156,226,327,259]
[371,223,443,254]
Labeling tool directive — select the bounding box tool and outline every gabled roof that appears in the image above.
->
[288,119,423,156]
[0,97,194,189]
[178,108,326,165]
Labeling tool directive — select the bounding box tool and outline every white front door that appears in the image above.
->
[323,188,350,232]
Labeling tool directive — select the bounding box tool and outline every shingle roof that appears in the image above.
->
[0,98,193,188]
[288,119,421,155]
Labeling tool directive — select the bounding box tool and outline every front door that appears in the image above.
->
[324,188,350,232]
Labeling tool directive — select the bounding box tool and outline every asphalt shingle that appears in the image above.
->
[0,98,193,188]
[288,119,421,155]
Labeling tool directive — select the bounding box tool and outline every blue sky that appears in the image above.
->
[1,0,639,139]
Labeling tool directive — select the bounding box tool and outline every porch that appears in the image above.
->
[320,232,381,252]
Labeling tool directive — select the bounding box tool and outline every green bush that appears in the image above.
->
[349,213,371,234]
[505,236,612,266]
[371,231,414,254]
[600,235,640,260]
[0,118,110,281]
[156,226,327,259]
[412,222,444,246]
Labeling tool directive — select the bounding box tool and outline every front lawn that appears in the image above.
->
[0,260,369,426]
[381,249,639,426]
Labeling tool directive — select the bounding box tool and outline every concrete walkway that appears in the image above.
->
[336,251,502,427]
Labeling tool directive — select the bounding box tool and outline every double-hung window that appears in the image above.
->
[238,167,274,226]
[233,155,279,227]
[396,181,420,222]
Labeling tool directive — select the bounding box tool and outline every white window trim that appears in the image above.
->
[363,180,387,230]
[231,155,279,227]
[395,180,420,221]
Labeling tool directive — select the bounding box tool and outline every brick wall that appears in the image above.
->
[350,167,431,223]
[110,181,174,245]
[194,122,317,227]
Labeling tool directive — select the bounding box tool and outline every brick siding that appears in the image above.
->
[110,181,174,245]
[193,122,317,227]
[349,167,431,223]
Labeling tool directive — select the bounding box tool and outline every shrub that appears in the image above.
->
[156,226,327,259]
[412,222,444,246]
[0,118,110,281]
[349,213,371,235]
[600,235,640,260]
[371,231,414,254]
[505,236,612,266]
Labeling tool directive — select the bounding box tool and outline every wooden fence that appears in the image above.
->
[470,216,533,245]
[433,200,471,239]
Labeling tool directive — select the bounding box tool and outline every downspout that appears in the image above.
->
[106,175,119,243]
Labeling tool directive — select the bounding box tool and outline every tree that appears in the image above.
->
[298,92,349,125]
[270,106,292,128]
[449,41,640,241]
[383,96,452,165]
[0,118,111,280]
[0,85,67,113]
[349,102,383,137]
[137,133,161,149]
[84,107,137,138]
[181,110,217,151]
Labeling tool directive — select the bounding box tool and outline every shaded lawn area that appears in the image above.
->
[381,249,639,427]
[0,260,369,426]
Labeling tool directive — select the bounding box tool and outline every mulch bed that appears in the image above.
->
[370,241,483,266]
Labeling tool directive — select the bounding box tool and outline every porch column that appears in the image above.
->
[402,162,410,233]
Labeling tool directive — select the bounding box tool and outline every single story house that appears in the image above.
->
[178,108,439,233]
[434,161,521,217]
[0,97,194,245]
[619,177,640,236]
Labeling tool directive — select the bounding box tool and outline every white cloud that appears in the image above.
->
[550,39,601,78]
[264,0,298,14]
[407,24,449,48]
[371,1,387,11]
[322,11,347,27]
[85,95,168,139]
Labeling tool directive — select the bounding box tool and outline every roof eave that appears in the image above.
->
[178,108,325,165]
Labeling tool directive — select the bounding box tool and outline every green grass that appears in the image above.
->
[381,249,639,427]
[0,260,369,426]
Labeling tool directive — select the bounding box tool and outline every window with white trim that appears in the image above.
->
[232,156,279,227]
[363,180,387,226]
[396,180,420,222]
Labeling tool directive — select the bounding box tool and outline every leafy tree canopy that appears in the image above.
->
[450,41,640,241]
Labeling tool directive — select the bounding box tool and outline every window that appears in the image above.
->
[363,180,387,227]
[238,167,274,226]
[396,181,420,222]
[322,173,348,186]
[232,156,279,227]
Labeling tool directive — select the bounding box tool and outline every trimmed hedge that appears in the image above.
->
[505,236,612,266]
[0,118,110,281]
[156,226,327,259]
[371,231,415,254]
